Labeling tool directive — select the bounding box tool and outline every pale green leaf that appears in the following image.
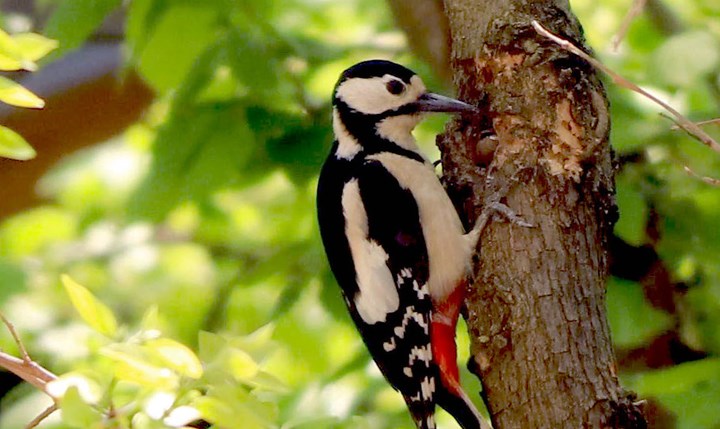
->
[227,348,259,381]
[0,75,45,108]
[59,386,102,428]
[195,385,275,429]
[13,33,59,62]
[0,125,35,160]
[145,338,203,379]
[61,274,118,337]
[0,28,33,71]
[101,348,178,389]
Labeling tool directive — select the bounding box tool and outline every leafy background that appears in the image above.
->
[0,0,718,428]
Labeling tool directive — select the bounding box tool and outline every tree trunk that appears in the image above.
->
[437,1,647,427]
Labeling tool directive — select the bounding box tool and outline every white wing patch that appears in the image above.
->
[341,179,399,324]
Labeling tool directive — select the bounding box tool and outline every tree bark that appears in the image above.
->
[437,1,647,427]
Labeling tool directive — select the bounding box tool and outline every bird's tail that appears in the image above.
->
[436,384,492,429]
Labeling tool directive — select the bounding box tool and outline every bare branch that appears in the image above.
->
[532,20,720,154]
[684,166,720,187]
[612,0,647,51]
[0,312,58,393]
[26,404,58,429]
[671,118,720,130]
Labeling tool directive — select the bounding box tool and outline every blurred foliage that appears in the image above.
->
[0,0,717,428]
[0,28,56,160]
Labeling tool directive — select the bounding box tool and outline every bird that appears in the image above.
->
[316,59,491,429]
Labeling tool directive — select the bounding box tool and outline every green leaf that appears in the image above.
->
[0,28,33,71]
[631,358,720,396]
[101,347,178,389]
[135,4,219,92]
[606,278,673,349]
[128,103,255,220]
[144,338,203,379]
[59,386,102,428]
[0,75,44,108]
[0,258,26,306]
[226,348,260,381]
[194,385,275,429]
[0,125,35,160]
[652,31,720,88]
[13,33,59,62]
[61,274,118,337]
[614,174,648,246]
[44,0,121,57]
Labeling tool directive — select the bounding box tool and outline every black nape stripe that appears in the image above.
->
[334,99,425,163]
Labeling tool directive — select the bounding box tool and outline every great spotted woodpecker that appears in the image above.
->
[316,60,491,429]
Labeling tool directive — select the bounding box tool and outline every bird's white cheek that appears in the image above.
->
[375,115,424,154]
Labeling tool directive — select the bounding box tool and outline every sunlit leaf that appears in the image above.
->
[61,274,118,337]
[227,348,260,381]
[13,33,59,61]
[145,338,203,379]
[0,28,31,71]
[101,347,178,389]
[0,75,44,108]
[0,125,35,160]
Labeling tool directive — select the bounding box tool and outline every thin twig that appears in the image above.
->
[1,313,30,360]
[25,404,58,429]
[684,166,720,187]
[531,20,720,154]
[612,0,648,51]
[671,118,720,130]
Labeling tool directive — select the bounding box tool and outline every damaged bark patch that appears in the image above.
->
[548,96,585,180]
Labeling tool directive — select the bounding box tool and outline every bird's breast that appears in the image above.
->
[366,152,474,302]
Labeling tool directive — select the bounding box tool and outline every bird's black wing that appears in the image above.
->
[317,154,439,429]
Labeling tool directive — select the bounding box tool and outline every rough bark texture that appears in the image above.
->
[437,1,647,427]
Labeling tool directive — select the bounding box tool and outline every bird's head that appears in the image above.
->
[331,59,476,158]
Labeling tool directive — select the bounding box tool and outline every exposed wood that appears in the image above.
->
[438,0,646,427]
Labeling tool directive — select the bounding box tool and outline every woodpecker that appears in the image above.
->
[316,60,491,429]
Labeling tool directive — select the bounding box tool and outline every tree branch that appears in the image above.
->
[0,313,59,427]
[439,0,646,426]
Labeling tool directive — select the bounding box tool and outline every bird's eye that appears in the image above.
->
[386,80,405,95]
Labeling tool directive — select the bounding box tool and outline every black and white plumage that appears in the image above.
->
[317,60,491,429]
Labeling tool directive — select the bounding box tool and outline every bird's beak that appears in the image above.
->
[415,92,477,113]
